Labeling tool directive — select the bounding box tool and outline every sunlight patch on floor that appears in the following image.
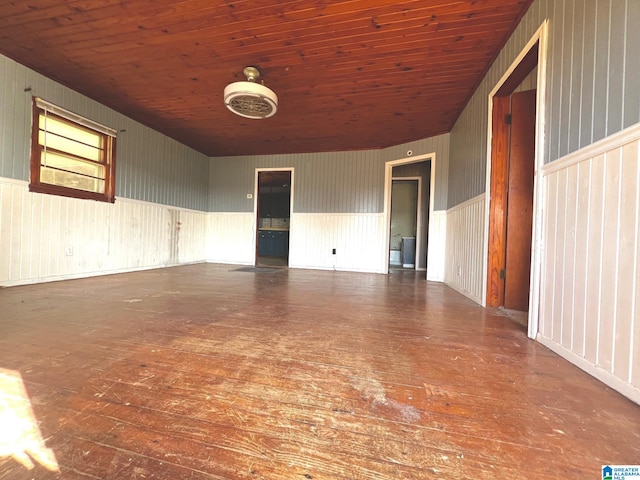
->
[0,368,59,472]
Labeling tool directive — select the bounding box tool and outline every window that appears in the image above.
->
[30,97,117,203]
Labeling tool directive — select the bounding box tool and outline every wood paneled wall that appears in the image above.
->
[539,124,640,403]
[208,134,450,214]
[448,0,640,209]
[1,53,452,281]
[382,134,450,211]
[514,67,538,93]
[426,211,446,282]
[209,151,383,214]
[206,135,451,275]
[204,212,387,274]
[0,54,209,211]
[0,179,207,287]
[205,213,256,265]
[289,213,386,273]
[443,195,485,304]
[441,0,640,401]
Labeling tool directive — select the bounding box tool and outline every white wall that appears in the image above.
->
[204,210,449,279]
[0,178,207,287]
[205,212,387,274]
[0,53,210,288]
[426,210,446,282]
[443,195,485,303]
[205,213,256,265]
[289,213,386,273]
[538,124,640,404]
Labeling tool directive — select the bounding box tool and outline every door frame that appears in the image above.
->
[253,167,295,266]
[390,176,422,270]
[383,153,435,274]
[481,20,549,339]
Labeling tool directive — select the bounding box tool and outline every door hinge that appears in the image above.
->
[499,269,506,279]
[504,114,512,125]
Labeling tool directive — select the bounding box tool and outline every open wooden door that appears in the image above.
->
[504,89,536,311]
[487,89,536,311]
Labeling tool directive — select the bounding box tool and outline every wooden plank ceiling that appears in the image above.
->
[0,0,534,157]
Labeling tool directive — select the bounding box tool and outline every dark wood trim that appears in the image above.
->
[29,182,115,203]
[105,136,116,203]
[495,43,539,98]
[29,97,41,191]
[29,98,117,204]
[486,95,510,307]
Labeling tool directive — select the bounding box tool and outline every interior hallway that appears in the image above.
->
[1,264,638,479]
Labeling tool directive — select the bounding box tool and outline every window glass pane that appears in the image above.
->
[39,130,102,162]
[31,101,115,202]
[41,151,105,178]
[39,114,101,149]
[40,166,105,194]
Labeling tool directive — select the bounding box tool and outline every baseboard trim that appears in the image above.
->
[205,259,253,266]
[537,335,640,406]
[444,281,482,305]
[0,261,205,288]
[289,264,384,275]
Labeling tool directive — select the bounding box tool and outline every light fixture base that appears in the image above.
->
[224,66,278,119]
[243,66,261,82]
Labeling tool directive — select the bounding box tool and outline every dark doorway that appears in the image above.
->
[388,160,431,274]
[389,179,418,269]
[256,171,291,267]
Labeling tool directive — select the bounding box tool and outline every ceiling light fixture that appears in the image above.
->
[224,66,278,119]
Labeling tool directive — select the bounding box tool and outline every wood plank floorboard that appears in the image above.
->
[0,264,639,479]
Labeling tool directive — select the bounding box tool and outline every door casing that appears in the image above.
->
[482,20,549,339]
[253,167,294,266]
[383,153,435,275]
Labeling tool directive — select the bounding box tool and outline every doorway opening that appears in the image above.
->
[384,157,433,275]
[486,40,539,329]
[389,179,419,270]
[256,170,292,268]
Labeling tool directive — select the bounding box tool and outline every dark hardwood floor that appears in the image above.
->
[1,264,638,479]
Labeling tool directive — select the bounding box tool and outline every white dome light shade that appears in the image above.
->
[224,81,278,119]
[224,66,278,119]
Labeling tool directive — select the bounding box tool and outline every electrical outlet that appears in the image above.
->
[457,265,461,276]
[65,246,73,256]
[332,248,336,255]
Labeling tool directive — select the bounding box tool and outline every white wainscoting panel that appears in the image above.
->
[205,212,256,265]
[539,123,640,404]
[427,210,446,281]
[0,178,207,286]
[289,213,386,273]
[444,194,485,303]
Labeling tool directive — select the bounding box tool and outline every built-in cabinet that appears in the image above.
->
[259,186,291,218]
[258,230,289,257]
[257,173,291,260]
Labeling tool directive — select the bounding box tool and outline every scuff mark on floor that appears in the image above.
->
[350,371,420,423]
[349,374,387,405]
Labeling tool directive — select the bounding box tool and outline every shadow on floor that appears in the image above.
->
[256,256,288,268]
